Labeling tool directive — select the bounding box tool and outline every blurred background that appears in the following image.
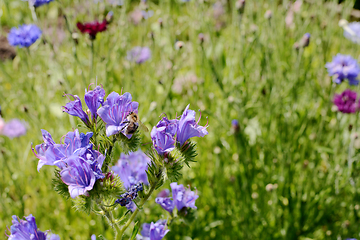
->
[1,0,360,239]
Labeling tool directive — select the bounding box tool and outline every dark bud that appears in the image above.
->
[231,119,240,133]
[235,0,245,13]
[349,124,353,132]
[158,18,163,28]
[198,33,205,44]
[264,10,272,19]
[72,33,79,45]
[303,160,309,169]
[175,41,184,50]
[261,87,266,96]
[299,33,310,48]
[23,106,28,113]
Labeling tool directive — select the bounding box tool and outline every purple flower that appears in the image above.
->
[7,24,42,48]
[156,182,198,213]
[6,214,54,240]
[62,94,90,127]
[32,129,95,171]
[112,150,150,190]
[140,220,169,240]
[85,85,105,120]
[1,119,27,138]
[333,89,359,114]
[127,47,151,64]
[325,54,360,85]
[151,126,176,155]
[344,22,360,44]
[156,117,178,137]
[176,104,208,146]
[91,235,96,240]
[157,189,170,198]
[155,197,174,213]
[97,92,139,138]
[60,155,96,198]
[47,234,60,240]
[28,0,54,7]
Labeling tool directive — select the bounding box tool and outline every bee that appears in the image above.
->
[121,112,149,135]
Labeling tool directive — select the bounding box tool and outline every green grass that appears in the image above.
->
[1,0,360,239]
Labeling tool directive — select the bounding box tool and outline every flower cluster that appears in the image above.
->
[6,214,59,240]
[77,20,108,39]
[0,118,27,139]
[28,0,54,7]
[7,24,42,48]
[325,54,360,85]
[63,84,105,127]
[115,182,143,206]
[112,150,150,190]
[155,182,198,213]
[127,47,152,64]
[333,89,360,114]
[97,91,139,138]
[151,104,208,155]
[138,220,169,240]
[32,129,104,198]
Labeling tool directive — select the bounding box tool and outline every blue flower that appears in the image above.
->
[176,104,208,146]
[1,119,27,138]
[28,0,54,7]
[140,220,169,240]
[60,155,96,198]
[155,182,198,213]
[62,94,91,127]
[325,54,360,85]
[112,150,150,190]
[127,47,151,64]
[97,92,139,138]
[7,24,42,48]
[85,85,105,120]
[344,22,360,44]
[151,126,176,155]
[6,214,59,240]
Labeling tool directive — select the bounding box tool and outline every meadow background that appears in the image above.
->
[1,0,360,239]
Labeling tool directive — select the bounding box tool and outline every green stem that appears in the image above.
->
[90,40,95,80]
[117,184,157,239]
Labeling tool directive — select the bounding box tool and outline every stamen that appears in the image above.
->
[196,109,202,125]
[87,83,95,92]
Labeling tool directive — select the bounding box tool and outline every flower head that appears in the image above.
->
[140,220,169,240]
[344,22,360,44]
[155,182,198,213]
[62,94,90,127]
[77,20,107,39]
[85,85,105,120]
[97,92,139,138]
[60,155,96,198]
[151,126,176,155]
[112,150,150,190]
[325,54,360,85]
[127,47,151,64]
[8,24,42,48]
[6,214,58,240]
[28,0,54,7]
[176,104,208,146]
[333,89,358,114]
[1,119,27,138]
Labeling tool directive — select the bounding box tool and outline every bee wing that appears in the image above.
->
[139,120,149,132]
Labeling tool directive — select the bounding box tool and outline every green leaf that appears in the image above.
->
[52,169,70,199]
[130,221,140,240]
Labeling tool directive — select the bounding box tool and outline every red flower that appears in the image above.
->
[76,20,107,39]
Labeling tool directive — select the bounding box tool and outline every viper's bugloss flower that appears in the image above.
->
[325,54,360,85]
[77,20,107,39]
[231,119,239,132]
[140,220,169,240]
[299,33,310,48]
[112,150,150,190]
[344,22,360,44]
[6,214,59,240]
[156,182,198,213]
[1,119,27,138]
[156,117,178,137]
[177,104,208,146]
[62,94,90,127]
[151,126,176,155]
[28,0,54,7]
[85,85,105,120]
[60,155,96,198]
[127,47,151,64]
[97,92,139,138]
[8,24,42,48]
[333,89,359,114]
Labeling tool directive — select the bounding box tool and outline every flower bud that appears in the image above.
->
[175,41,184,50]
[198,33,205,44]
[231,119,240,133]
[235,0,245,13]
[264,10,272,19]
[106,11,114,24]
[158,18,163,28]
